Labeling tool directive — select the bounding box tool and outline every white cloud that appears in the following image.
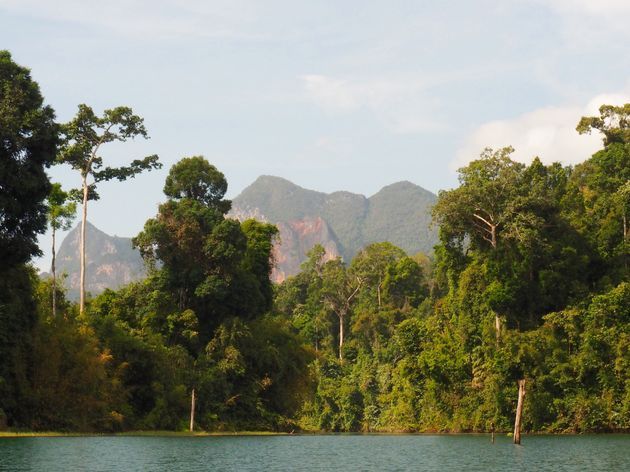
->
[454,88,630,169]
[300,74,445,134]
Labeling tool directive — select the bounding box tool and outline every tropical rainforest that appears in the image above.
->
[1,50,628,434]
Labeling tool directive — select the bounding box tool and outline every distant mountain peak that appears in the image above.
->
[231,176,438,281]
[370,180,435,197]
[52,221,146,300]
[50,177,439,294]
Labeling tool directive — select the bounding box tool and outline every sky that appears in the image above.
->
[0,0,628,271]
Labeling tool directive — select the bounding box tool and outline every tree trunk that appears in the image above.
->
[490,224,497,249]
[513,379,526,444]
[52,227,57,318]
[189,388,196,432]
[338,313,344,360]
[80,176,88,314]
[495,314,501,343]
[377,277,382,309]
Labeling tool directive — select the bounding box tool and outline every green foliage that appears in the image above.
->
[576,103,629,146]
[2,72,628,435]
[47,184,76,232]
[163,156,231,213]
[134,158,279,341]
[288,107,629,433]
[0,50,58,266]
[58,104,160,186]
[197,316,313,431]
[28,280,123,431]
[0,266,39,427]
[0,51,58,428]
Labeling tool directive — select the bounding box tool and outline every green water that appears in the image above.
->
[0,434,628,471]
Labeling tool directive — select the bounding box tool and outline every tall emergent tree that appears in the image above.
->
[47,183,76,317]
[58,105,161,313]
[321,258,361,360]
[574,103,630,278]
[0,50,58,425]
[134,156,279,342]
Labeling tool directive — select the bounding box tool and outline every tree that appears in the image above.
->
[0,50,58,427]
[134,157,277,341]
[47,184,76,317]
[433,148,526,333]
[58,104,161,313]
[321,258,361,360]
[432,147,525,251]
[576,103,630,146]
[382,256,427,309]
[350,242,406,309]
[573,103,630,279]
[241,219,279,311]
[0,50,58,266]
[163,156,231,213]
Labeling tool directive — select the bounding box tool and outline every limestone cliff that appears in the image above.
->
[47,222,146,300]
[231,176,438,282]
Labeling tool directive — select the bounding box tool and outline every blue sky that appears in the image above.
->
[0,0,628,270]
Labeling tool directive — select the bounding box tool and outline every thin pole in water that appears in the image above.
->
[513,379,526,444]
[190,388,196,432]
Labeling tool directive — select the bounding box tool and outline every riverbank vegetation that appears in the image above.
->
[1,50,628,434]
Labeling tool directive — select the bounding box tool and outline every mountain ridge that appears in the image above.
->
[49,176,439,294]
[231,176,438,280]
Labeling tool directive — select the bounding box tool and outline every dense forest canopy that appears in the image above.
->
[0,51,628,433]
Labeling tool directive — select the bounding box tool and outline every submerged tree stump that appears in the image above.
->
[513,379,526,444]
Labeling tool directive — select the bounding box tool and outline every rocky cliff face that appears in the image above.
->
[230,176,438,282]
[48,222,146,300]
[272,217,340,282]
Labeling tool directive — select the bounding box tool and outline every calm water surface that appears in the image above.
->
[0,434,628,471]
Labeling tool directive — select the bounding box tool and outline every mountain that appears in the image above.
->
[48,177,438,295]
[230,176,438,281]
[48,222,146,300]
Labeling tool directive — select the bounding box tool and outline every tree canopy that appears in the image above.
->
[0,50,58,266]
[0,52,627,435]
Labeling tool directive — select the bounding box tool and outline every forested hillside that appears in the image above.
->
[1,50,628,434]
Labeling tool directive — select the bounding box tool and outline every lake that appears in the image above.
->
[1,434,628,471]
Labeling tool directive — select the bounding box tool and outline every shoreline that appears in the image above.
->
[2,431,628,438]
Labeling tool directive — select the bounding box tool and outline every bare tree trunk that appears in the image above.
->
[624,212,628,272]
[491,225,497,249]
[513,379,526,444]
[189,388,196,432]
[495,314,501,343]
[52,227,57,318]
[377,277,382,308]
[80,176,88,314]
[338,313,344,360]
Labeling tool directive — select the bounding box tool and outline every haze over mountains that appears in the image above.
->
[51,176,438,297]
